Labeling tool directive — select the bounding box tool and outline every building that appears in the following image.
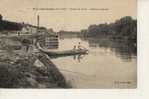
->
[0,15,59,50]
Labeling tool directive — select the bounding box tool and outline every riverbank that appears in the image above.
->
[0,50,71,88]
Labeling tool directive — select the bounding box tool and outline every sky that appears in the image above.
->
[0,0,137,31]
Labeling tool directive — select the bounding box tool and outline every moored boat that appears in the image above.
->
[42,49,88,56]
[36,42,88,57]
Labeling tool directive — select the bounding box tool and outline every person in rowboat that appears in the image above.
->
[78,42,85,50]
[78,42,81,50]
[73,45,76,50]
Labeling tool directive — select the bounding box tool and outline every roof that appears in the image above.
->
[23,24,46,30]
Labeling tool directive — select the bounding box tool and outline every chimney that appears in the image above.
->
[37,15,40,28]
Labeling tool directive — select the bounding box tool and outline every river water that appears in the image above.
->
[51,36,137,88]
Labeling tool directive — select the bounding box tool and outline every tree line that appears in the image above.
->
[81,16,137,42]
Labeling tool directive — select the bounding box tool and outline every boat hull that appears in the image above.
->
[43,49,88,57]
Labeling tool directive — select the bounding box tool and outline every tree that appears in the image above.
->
[0,14,2,20]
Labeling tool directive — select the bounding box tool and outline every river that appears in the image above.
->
[51,36,137,88]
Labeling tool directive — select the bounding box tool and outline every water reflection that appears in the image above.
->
[57,35,137,61]
[73,55,85,63]
[80,37,136,61]
[50,54,86,63]
[51,35,137,88]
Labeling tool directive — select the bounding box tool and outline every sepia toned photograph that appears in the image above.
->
[0,0,137,88]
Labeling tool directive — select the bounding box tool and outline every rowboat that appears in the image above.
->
[36,42,88,57]
[42,49,88,56]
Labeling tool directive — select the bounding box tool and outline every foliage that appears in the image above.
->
[81,16,137,42]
